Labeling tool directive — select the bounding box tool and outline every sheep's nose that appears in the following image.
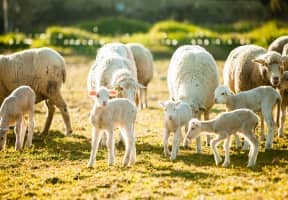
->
[103,101,107,106]
[169,116,172,120]
[273,77,279,84]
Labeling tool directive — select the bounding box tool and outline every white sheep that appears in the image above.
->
[87,87,137,167]
[214,85,281,149]
[126,43,154,109]
[278,71,288,137]
[0,86,35,151]
[223,44,285,93]
[159,100,193,161]
[167,45,219,153]
[185,109,259,167]
[268,36,288,54]
[0,47,72,136]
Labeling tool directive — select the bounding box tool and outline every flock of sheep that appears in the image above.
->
[0,35,288,168]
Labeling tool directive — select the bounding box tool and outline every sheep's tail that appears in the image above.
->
[276,96,281,127]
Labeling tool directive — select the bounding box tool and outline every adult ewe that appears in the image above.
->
[167,45,219,153]
[126,43,154,109]
[223,44,285,93]
[0,47,72,136]
[268,36,288,54]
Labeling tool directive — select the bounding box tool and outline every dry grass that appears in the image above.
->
[0,55,288,199]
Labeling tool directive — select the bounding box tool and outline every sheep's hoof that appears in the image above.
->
[65,130,73,136]
[222,162,230,167]
[170,155,176,161]
[39,131,48,137]
[247,163,256,168]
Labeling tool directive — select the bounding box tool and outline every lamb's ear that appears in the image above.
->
[158,101,166,108]
[199,104,206,112]
[135,82,146,89]
[253,56,266,65]
[109,89,118,97]
[88,90,97,97]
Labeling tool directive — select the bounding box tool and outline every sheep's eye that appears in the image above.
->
[221,92,225,95]
[0,137,4,141]
[173,109,176,112]
[164,108,167,111]
[96,94,100,98]
[191,127,195,130]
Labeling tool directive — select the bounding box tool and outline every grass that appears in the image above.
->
[0,56,288,199]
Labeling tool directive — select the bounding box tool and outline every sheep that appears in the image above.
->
[87,86,137,167]
[0,47,72,136]
[167,45,219,153]
[278,71,288,137]
[268,36,288,54]
[0,86,35,151]
[126,43,154,109]
[223,44,285,94]
[214,85,281,149]
[159,100,193,161]
[185,109,259,167]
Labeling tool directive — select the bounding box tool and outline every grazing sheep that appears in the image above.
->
[159,100,193,161]
[278,71,288,137]
[126,43,154,109]
[214,85,281,149]
[268,36,288,54]
[0,47,72,136]
[167,45,219,153]
[87,87,137,167]
[223,45,285,94]
[0,86,35,151]
[185,109,259,167]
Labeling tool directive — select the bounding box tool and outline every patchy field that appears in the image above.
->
[0,55,288,199]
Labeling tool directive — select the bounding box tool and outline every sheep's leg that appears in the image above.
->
[106,129,115,166]
[210,134,225,166]
[242,139,250,151]
[14,117,23,151]
[196,136,202,154]
[222,135,231,167]
[204,111,211,146]
[278,102,286,137]
[100,133,107,147]
[41,100,55,136]
[183,124,189,148]
[260,113,265,141]
[144,87,148,109]
[240,131,258,167]
[128,126,136,166]
[52,94,73,136]
[122,127,134,167]
[163,128,170,157]
[170,128,181,161]
[20,119,27,149]
[87,127,102,168]
[26,110,34,148]
[262,107,275,149]
[234,134,242,149]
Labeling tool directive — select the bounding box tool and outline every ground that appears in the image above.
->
[0,55,288,200]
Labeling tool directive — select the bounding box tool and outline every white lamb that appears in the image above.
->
[214,85,281,149]
[185,109,259,167]
[87,87,137,167]
[159,100,193,161]
[0,86,35,151]
[126,43,154,109]
[168,45,219,152]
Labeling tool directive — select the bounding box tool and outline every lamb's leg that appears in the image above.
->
[170,128,181,161]
[278,102,286,137]
[196,136,202,154]
[40,100,55,136]
[20,119,27,149]
[204,111,211,146]
[183,124,189,148]
[163,128,170,157]
[26,110,34,148]
[210,134,225,166]
[106,129,115,166]
[222,135,231,167]
[122,127,134,167]
[144,87,148,109]
[260,113,265,141]
[128,126,136,166]
[14,117,23,151]
[52,93,73,136]
[234,134,242,149]
[262,107,275,149]
[241,131,259,167]
[87,127,102,168]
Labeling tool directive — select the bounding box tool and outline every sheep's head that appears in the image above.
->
[88,86,118,107]
[214,85,233,104]
[0,127,8,151]
[114,79,145,102]
[279,71,288,91]
[159,100,180,121]
[185,119,201,140]
[253,51,284,87]
[189,103,201,119]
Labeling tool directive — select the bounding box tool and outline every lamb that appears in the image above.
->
[167,45,219,153]
[0,47,72,136]
[159,100,193,161]
[223,44,285,94]
[87,86,137,167]
[0,86,35,151]
[87,43,144,102]
[214,85,281,149]
[126,43,154,109]
[278,71,288,137]
[185,109,259,167]
[268,36,288,54]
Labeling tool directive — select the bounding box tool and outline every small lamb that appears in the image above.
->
[278,71,288,137]
[185,109,259,167]
[0,86,35,151]
[214,85,281,149]
[87,87,137,167]
[159,100,196,161]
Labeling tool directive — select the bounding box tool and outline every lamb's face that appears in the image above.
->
[214,85,231,104]
[94,87,110,107]
[279,71,288,91]
[185,119,201,140]
[159,101,178,121]
[0,128,8,151]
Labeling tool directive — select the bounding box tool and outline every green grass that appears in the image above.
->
[0,57,288,199]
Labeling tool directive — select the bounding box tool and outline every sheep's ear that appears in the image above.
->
[88,90,97,97]
[199,104,206,112]
[175,101,181,106]
[109,89,118,97]
[253,57,266,65]
[281,55,288,64]
[158,101,166,108]
[135,82,146,89]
